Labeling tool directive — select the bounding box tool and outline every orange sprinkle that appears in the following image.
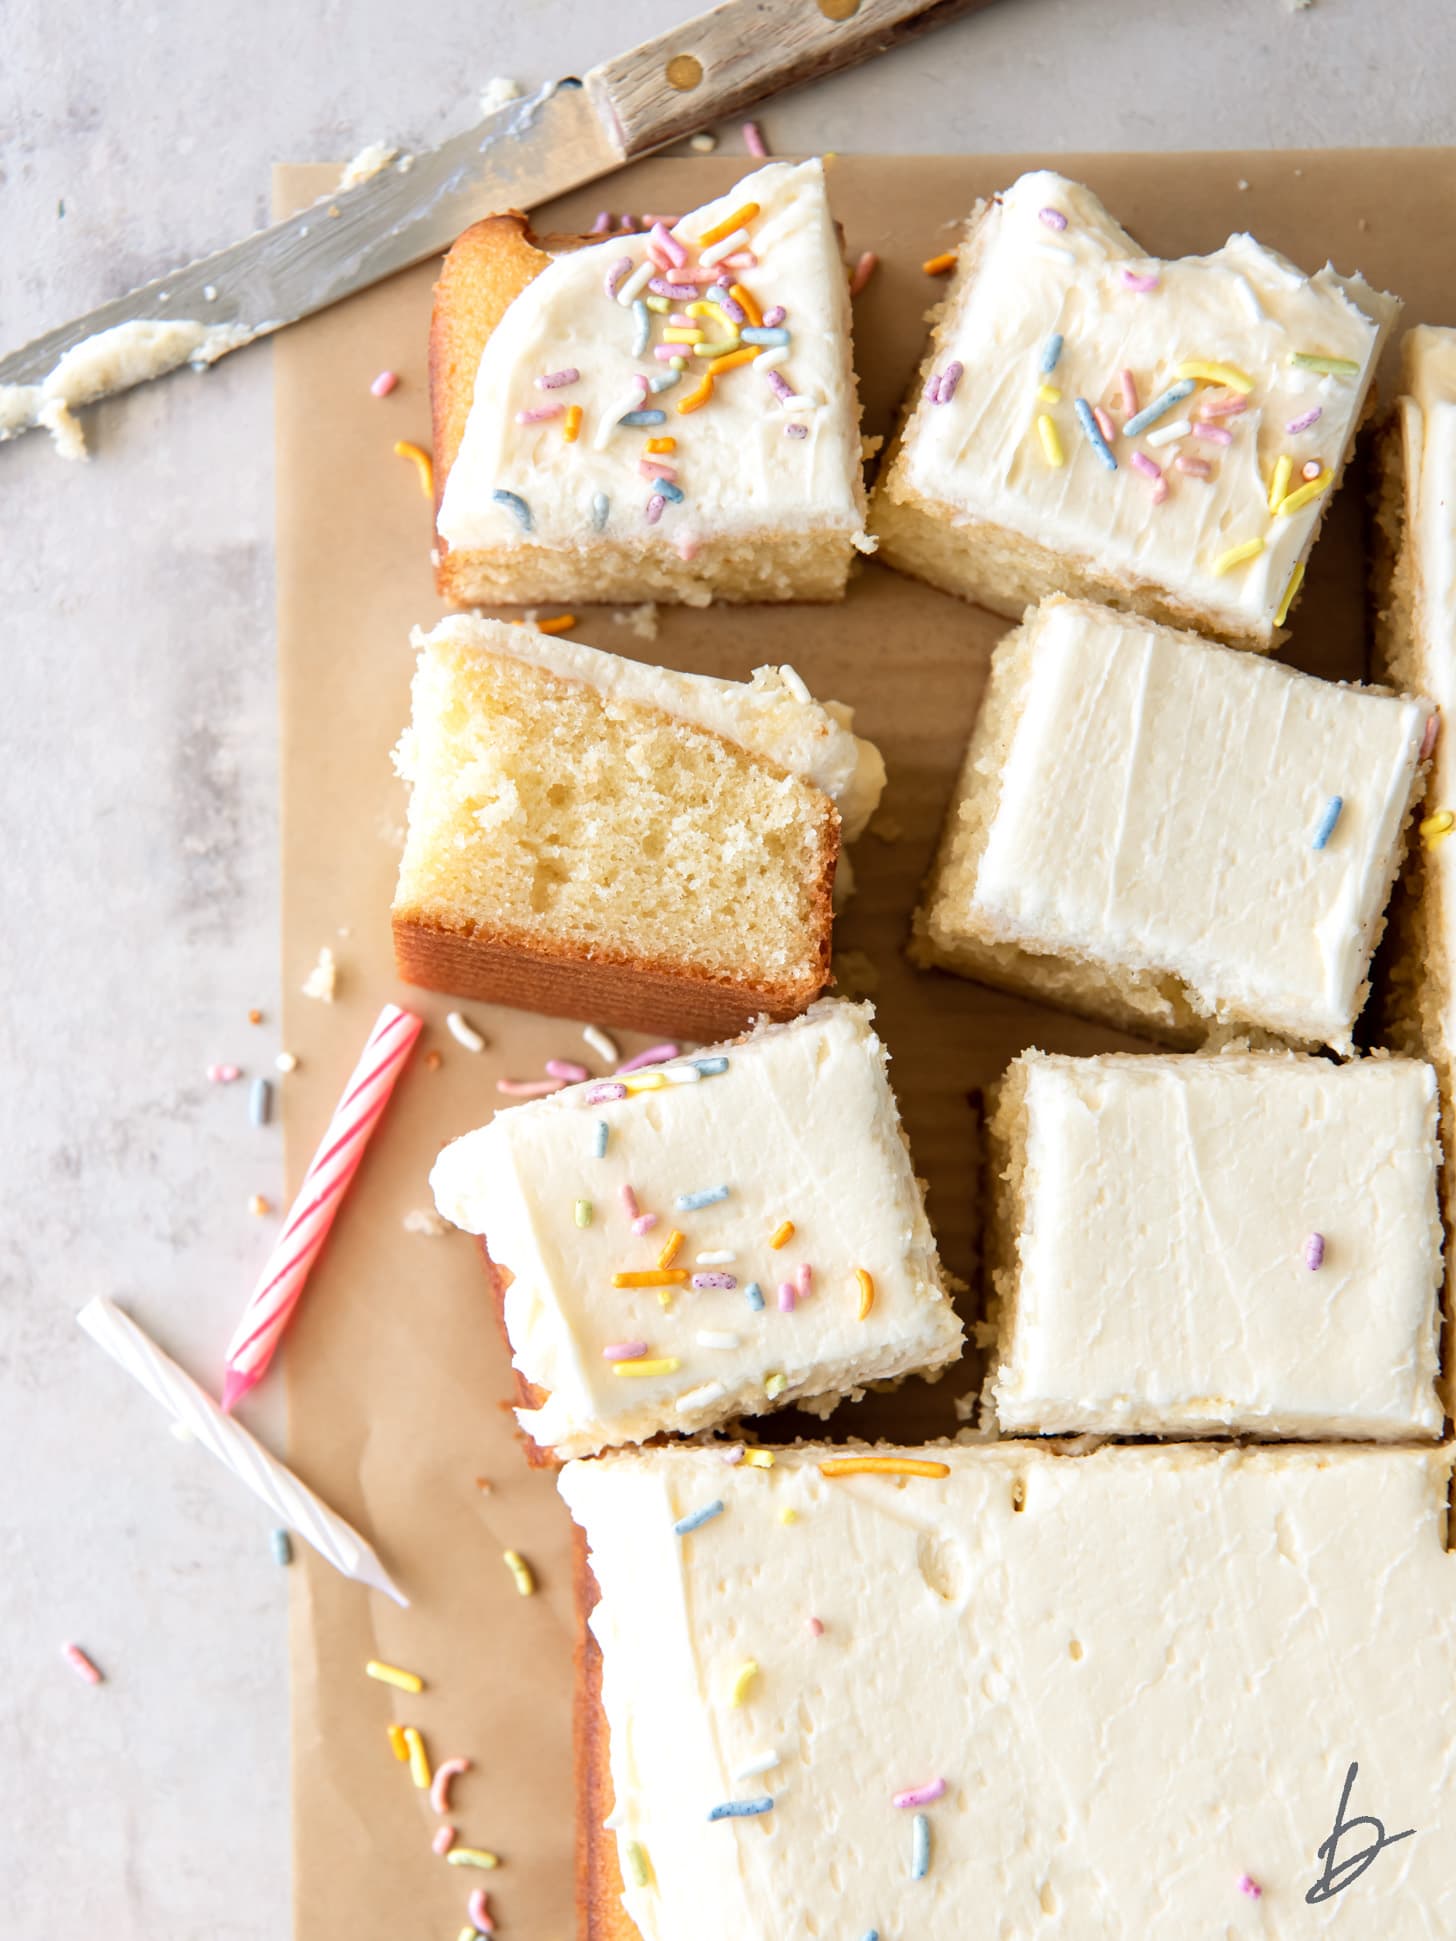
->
[855,1268,875,1321]
[707,346,759,376]
[819,1456,950,1480]
[769,1220,795,1251]
[393,439,434,499]
[563,403,582,443]
[535,614,576,635]
[922,250,958,276]
[613,1269,689,1288]
[729,281,763,327]
[645,436,676,454]
[387,1723,410,1762]
[657,1229,685,1269]
[677,375,714,415]
[697,201,759,248]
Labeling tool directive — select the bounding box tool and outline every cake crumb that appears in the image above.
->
[868,811,903,843]
[611,603,660,642]
[301,946,337,1003]
[689,132,717,153]
[337,142,398,191]
[480,76,524,115]
[275,1051,299,1074]
[403,1207,451,1237]
[832,949,880,1000]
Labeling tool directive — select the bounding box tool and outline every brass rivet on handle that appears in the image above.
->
[665,53,703,90]
[819,0,861,18]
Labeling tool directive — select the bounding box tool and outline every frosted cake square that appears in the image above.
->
[871,169,1399,650]
[429,1000,963,1459]
[987,1049,1443,1440]
[912,595,1429,1052]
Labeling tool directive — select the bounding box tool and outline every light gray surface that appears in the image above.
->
[2,1,1453,1934]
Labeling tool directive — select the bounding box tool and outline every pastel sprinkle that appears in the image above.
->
[491,489,532,531]
[1311,796,1343,850]
[387,1723,409,1760]
[603,1341,650,1361]
[849,251,878,296]
[1287,406,1323,435]
[1302,459,1323,480]
[404,1726,432,1790]
[741,326,789,346]
[807,1616,824,1637]
[1123,380,1195,437]
[657,1229,685,1268]
[697,1330,741,1349]
[63,1643,103,1685]
[1036,414,1065,468]
[650,220,686,267]
[496,1077,565,1098]
[763,1371,788,1399]
[515,405,563,424]
[1239,1875,1263,1900]
[271,1528,293,1565]
[393,440,434,498]
[894,1778,948,1809]
[743,1448,775,1468]
[1275,469,1333,517]
[1038,384,1061,404]
[707,1797,774,1820]
[1074,397,1117,470]
[249,1077,271,1126]
[605,256,632,299]
[1040,333,1064,374]
[696,1250,736,1265]
[694,1055,729,1078]
[923,250,958,275]
[1421,809,1454,845]
[1037,207,1068,230]
[1195,422,1234,446]
[761,305,786,328]
[700,229,750,269]
[614,1358,682,1379]
[617,260,655,305]
[912,1814,931,1879]
[624,1841,653,1889]
[1121,268,1159,292]
[617,1043,679,1074]
[574,1199,592,1229]
[446,1848,501,1871]
[587,1082,627,1106]
[1198,392,1248,418]
[503,1549,536,1597]
[1421,715,1440,761]
[621,408,667,427]
[1290,352,1361,376]
[431,1756,470,1816]
[1037,241,1075,263]
[855,1268,875,1320]
[694,1272,737,1291]
[591,1121,610,1159]
[434,1825,456,1856]
[645,495,665,525]
[797,1262,813,1297]
[469,1887,496,1933]
[1275,558,1306,626]
[677,1185,730,1211]
[1120,368,1139,417]
[538,367,579,389]
[820,1457,951,1479]
[1144,418,1190,449]
[1176,455,1213,479]
[656,480,686,503]
[1268,453,1294,513]
[591,493,610,531]
[1212,537,1264,575]
[370,370,398,397]
[614,1270,688,1288]
[1176,360,1254,393]
[366,1659,424,1694]
[729,1659,759,1706]
[675,1499,726,1536]
[1093,404,1117,444]
[734,1749,780,1779]
[584,1026,620,1063]
[1304,1232,1326,1272]
[742,121,767,157]
[778,1281,797,1313]
[770,1220,795,1250]
[631,299,651,357]
[785,423,808,439]
[745,1281,766,1311]
[1130,451,1165,499]
[207,1062,241,1083]
[632,1213,659,1236]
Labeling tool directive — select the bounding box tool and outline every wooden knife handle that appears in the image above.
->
[588,0,997,159]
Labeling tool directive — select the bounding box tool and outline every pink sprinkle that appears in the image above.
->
[546,1058,589,1082]
[1093,405,1117,443]
[778,1281,797,1313]
[762,305,786,328]
[603,1341,649,1361]
[1195,423,1233,446]
[718,291,746,324]
[930,360,964,407]
[721,251,757,270]
[1302,459,1323,480]
[206,1063,242,1084]
[668,312,695,328]
[591,210,612,233]
[645,494,666,525]
[785,423,807,440]
[765,369,794,404]
[849,251,878,297]
[370,370,399,398]
[604,255,633,299]
[721,1444,745,1464]
[620,1185,641,1220]
[653,344,687,361]
[1175,455,1213,478]
[677,534,700,563]
[742,120,768,157]
[650,220,687,268]
[1421,713,1440,761]
[618,213,639,233]
[586,1082,627,1103]
[632,1213,659,1236]
[1122,268,1159,292]
[806,1616,824,1638]
[649,278,699,300]
[63,1642,103,1685]
[1038,207,1068,231]
[617,1043,680,1075]
[1199,393,1247,418]
[496,1077,567,1098]
[693,1272,737,1291]
[1238,1875,1262,1900]
[1119,369,1139,418]
[469,1888,496,1934]
[431,1756,470,1814]
[1130,451,1162,482]
[432,1824,456,1856]
[640,459,678,480]
[893,1778,948,1809]
[1287,405,1323,435]
[515,405,563,423]
[537,367,580,390]
[1304,1232,1325,1272]
[646,242,673,272]
[797,1263,813,1297]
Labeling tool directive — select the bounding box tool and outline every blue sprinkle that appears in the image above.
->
[674,1499,725,1537]
[591,492,610,531]
[271,1528,293,1566]
[1311,795,1344,851]
[741,326,789,346]
[492,488,533,531]
[1073,397,1118,471]
[745,1281,766,1312]
[1123,380,1195,438]
[631,298,651,357]
[693,1056,729,1075]
[707,1796,774,1821]
[249,1076,272,1127]
[1040,332,1063,374]
[911,1813,931,1880]
[862,1932,880,1941]
[649,368,682,393]
[592,1119,609,1158]
[620,408,667,427]
[676,1185,729,1211]
[656,480,685,503]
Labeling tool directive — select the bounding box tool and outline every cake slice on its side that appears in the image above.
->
[432,158,869,608]
[429,1000,963,1461]
[912,595,1431,1053]
[392,616,884,1040]
[871,169,1399,650]
[561,1441,1456,1941]
[987,1049,1444,1441]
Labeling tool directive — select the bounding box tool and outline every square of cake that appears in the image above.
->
[912,595,1430,1052]
[391,616,885,1041]
[987,1049,1443,1440]
[871,169,1399,650]
[432,158,869,607]
[561,1440,1456,1941]
[429,1000,963,1460]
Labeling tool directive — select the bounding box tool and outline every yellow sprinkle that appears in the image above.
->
[536,613,576,635]
[693,339,740,358]
[623,1069,669,1092]
[643,295,670,313]
[1212,537,1265,576]
[729,281,763,327]
[707,346,759,375]
[657,1289,676,1312]
[392,439,434,499]
[1421,810,1454,845]
[697,201,759,248]
[769,1220,795,1250]
[763,1372,787,1400]
[1275,469,1333,517]
[657,1229,685,1269]
[503,1548,535,1597]
[663,327,703,344]
[744,1448,776,1468]
[624,1840,654,1889]
[446,1848,500,1871]
[1038,383,1062,404]
[819,1456,951,1479]
[614,1269,688,1288]
[855,1267,875,1321]
[645,436,676,453]
[612,1357,682,1378]
[366,1659,424,1694]
[403,1726,431,1790]
[677,376,714,415]
[1267,454,1293,513]
[562,405,582,443]
[1290,351,1361,377]
[922,250,958,276]
[1036,413,1064,467]
[779,1507,798,1525]
[729,1659,759,1707]
[688,299,734,333]
[1275,558,1306,626]
[387,1722,409,1762]
[1175,359,1254,394]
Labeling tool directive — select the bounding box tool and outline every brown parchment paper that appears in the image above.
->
[275,150,1456,1940]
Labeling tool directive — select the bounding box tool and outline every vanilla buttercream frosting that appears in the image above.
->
[437,159,867,552]
[886,169,1399,641]
[991,1050,1443,1439]
[429,1001,962,1458]
[561,1440,1456,1940]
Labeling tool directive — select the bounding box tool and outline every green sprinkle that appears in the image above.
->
[624,1839,653,1888]
[575,1199,593,1228]
[1290,352,1361,377]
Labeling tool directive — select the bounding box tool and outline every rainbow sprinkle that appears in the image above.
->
[1037,207,1067,231]
[537,367,579,389]
[591,493,610,531]
[1274,469,1333,517]
[574,1199,592,1228]
[1311,796,1343,851]
[1038,333,1064,374]
[1239,1874,1263,1900]
[675,1499,726,1536]
[1121,268,1159,293]
[729,1659,759,1706]
[1176,359,1253,393]
[820,1457,950,1479]
[1287,405,1323,435]
[603,1341,649,1361]
[769,1220,795,1250]
[855,1268,875,1320]
[693,1272,737,1290]
[778,1281,797,1313]
[613,1357,682,1378]
[625,1841,653,1888]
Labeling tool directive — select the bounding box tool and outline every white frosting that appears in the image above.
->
[992,1051,1443,1438]
[561,1441,1456,1940]
[336,141,399,190]
[400,615,885,839]
[891,169,1398,638]
[970,597,1426,1051]
[429,1001,961,1458]
[438,159,866,551]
